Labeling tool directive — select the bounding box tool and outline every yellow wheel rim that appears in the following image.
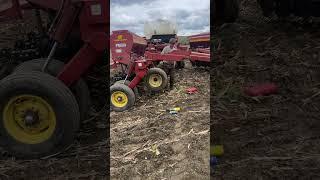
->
[111,91,128,108]
[3,95,56,144]
[148,74,163,88]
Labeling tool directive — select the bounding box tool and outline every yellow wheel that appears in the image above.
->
[145,68,168,92]
[0,71,80,158]
[3,95,56,144]
[148,74,163,88]
[111,91,128,108]
[110,83,135,112]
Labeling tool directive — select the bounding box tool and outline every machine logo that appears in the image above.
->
[117,35,123,40]
[115,35,126,41]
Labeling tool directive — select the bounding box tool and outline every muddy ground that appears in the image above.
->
[110,63,210,179]
[0,11,108,180]
[211,0,320,179]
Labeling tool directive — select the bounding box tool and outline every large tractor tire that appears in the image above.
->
[0,61,14,80]
[13,59,90,122]
[213,0,239,24]
[110,83,136,112]
[0,71,80,158]
[144,68,168,92]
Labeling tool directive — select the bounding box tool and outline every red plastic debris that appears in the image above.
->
[244,83,278,96]
[186,87,198,94]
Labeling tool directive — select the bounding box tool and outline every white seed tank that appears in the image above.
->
[144,19,178,39]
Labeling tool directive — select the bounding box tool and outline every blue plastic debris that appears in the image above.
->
[210,156,218,167]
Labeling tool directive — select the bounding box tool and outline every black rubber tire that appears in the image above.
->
[190,61,196,67]
[110,83,136,112]
[115,80,139,97]
[144,67,168,92]
[175,61,185,69]
[0,71,80,159]
[14,59,90,122]
[0,66,9,80]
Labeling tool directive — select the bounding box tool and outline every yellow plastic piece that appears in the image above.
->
[210,145,224,156]
[172,107,181,111]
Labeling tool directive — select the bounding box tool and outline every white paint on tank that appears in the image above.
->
[144,19,178,39]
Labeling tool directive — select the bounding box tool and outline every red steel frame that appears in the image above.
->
[1,1,208,90]
[0,0,109,87]
[110,30,210,89]
[56,0,109,86]
[0,0,62,20]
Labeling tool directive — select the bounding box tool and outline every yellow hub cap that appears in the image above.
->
[148,74,163,88]
[111,91,128,108]
[3,95,56,144]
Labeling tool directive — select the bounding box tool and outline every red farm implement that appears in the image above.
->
[110,30,210,112]
[0,0,108,158]
[189,32,210,49]
[188,32,210,66]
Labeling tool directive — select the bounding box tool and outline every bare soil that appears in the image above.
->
[110,63,210,180]
[211,0,320,179]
